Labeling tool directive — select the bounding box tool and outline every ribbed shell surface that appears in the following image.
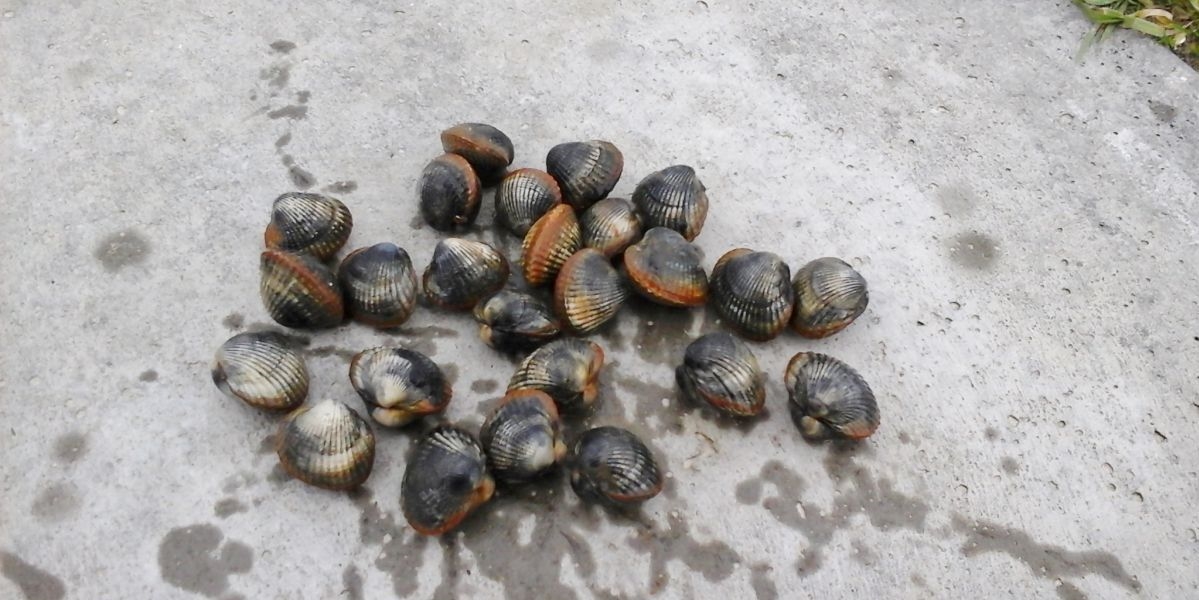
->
[264,192,353,260]
[348,347,451,427]
[473,290,561,353]
[480,390,564,482]
[495,168,562,236]
[419,154,482,231]
[338,243,419,328]
[791,257,869,338]
[579,197,643,258]
[521,204,581,287]
[440,122,514,175]
[568,426,663,505]
[708,249,793,341]
[276,399,376,490]
[545,140,623,211]
[401,426,493,535]
[784,352,879,440]
[631,165,708,241]
[212,331,309,411]
[622,227,708,307]
[553,249,629,335]
[675,332,764,417]
[506,338,604,414]
[260,249,345,328]
[422,238,509,310]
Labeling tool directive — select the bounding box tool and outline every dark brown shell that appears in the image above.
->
[546,140,623,211]
[507,338,605,414]
[423,238,510,310]
[260,249,345,329]
[263,192,353,260]
[790,257,869,338]
[784,352,879,441]
[708,248,792,341]
[553,248,629,335]
[401,425,495,536]
[495,168,562,237]
[212,332,308,411]
[480,389,567,482]
[580,197,643,258]
[419,154,482,231]
[623,227,708,307]
[440,122,514,181]
[631,165,708,241]
[675,332,764,417]
[521,204,581,287]
[568,426,663,505]
[338,243,419,328]
[276,399,375,490]
[349,347,452,427]
[473,290,561,353]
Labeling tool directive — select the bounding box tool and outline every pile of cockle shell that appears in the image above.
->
[211,123,876,535]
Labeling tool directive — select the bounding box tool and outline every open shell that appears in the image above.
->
[419,154,482,230]
[260,249,345,329]
[401,426,495,535]
[264,192,353,260]
[440,122,514,181]
[507,338,605,415]
[480,389,567,482]
[623,227,708,307]
[521,204,581,287]
[784,352,879,441]
[553,248,629,335]
[790,257,869,338]
[708,248,793,341]
[568,426,663,506]
[546,140,623,211]
[423,238,510,310]
[212,331,308,411]
[276,399,375,490]
[349,347,451,427]
[580,197,643,258]
[495,168,562,237]
[338,243,419,328]
[631,165,707,241]
[473,290,561,354]
[675,332,764,417]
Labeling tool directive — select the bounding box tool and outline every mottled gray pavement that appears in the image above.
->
[1,1,1197,598]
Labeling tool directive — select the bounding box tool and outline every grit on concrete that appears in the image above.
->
[1,1,1197,598]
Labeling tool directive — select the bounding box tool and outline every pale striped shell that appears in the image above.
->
[276,399,376,490]
[422,238,509,310]
[631,165,707,241]
[568,426,663,505]
[507,338,605,414]
[212,331,308,411]
[495,168,562,236]
[349,347,451,427]
[473,290,561,353]
[553,248,629,335]
[790,257,869,338]
[521,204,581,287]
[675,332,764,417]
[338,243,419,328]
[401,425,495,535]
[546,140,623,211]
[260,249,345,329]
[708,248,793,341]
[784,352,879,441]
[264,192,353,260]
[580,197,643,258]
[480,389,566,482]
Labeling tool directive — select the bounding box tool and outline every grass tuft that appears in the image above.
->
[1074,0,1199,67]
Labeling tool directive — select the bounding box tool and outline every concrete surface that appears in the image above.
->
[1,0,1197,598]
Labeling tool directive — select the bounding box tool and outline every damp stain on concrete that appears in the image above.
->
[157,524,253,597]
[349,488,428,597]
[1001,457,1020,475]
[269,40,296,54]
[222,313,245,330]
[31,482,82,522]
[935,183,978,217]
[139,369,158,382]
[52,432,88,464]
[267,105,307,120]
[324,181,358,194]
[749,563,778,600]
[341,565,364,600]
[94,229,150,272]
[213,498,248,518]
[951,514,1140,596]
[626,512,741,593]
[470,379,500,394]
[0,551,66,600]
[947,232,999,270]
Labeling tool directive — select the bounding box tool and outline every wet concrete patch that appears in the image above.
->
[324,181,358,194]
[269,40,296,54]
[52,432,87,464]
[935,183,977,217]
[947,232,999,270]
[349,488,427,597]
[267,105,307,120]
[260,65,289,89]
[157,524,253,597]
[139,369,158,382]
[1001,457,1020,475]
[470,379,500,394]
[213,498,248,518]
[0,551,66,600]
[749,563,778,600]
[94,229,150,272]
[952,514,1140,596]
[627,512,740,593]
[31,482,81,522]
[342,565,363,600]
[222,313,245,330]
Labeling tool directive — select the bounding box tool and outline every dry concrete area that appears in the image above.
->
[2,0,1197,598]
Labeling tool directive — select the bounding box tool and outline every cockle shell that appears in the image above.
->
[784,352,879,441]
[675,332,765,417]
[212,331,308,411]
[260,249,345,329]
[480,389,567,482]
[790,257,868,338]
[568,426,663,506]
[276,399,376,490]
[349,347,451,427]
[401,425,495,535]
[495,168,562,237]
[553,248,629,334]
[546,140,623,211]
[473,290,561,353]
[419,154,482,231]
[631,165,707,241]
[338,243,419,328]
[521,204,581,287]
[579,197,643,258]
[440,122,514,182]
[708,248,793,341]
[263,192,353,260]
[622,227,708,307]
[507,338,605,414]
[422,238,510,310]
